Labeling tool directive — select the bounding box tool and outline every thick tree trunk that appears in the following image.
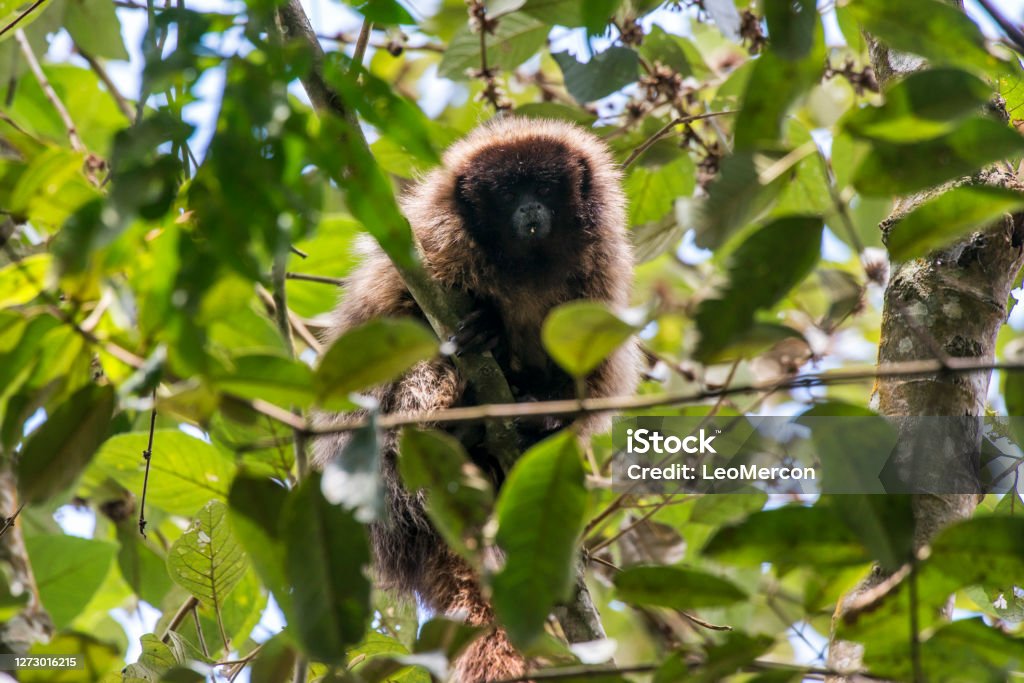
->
[827,37,1024,679]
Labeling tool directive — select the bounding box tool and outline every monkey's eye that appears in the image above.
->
[537,186,551,197]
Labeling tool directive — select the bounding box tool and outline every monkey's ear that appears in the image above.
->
[453,173,474,214]
[454,174,468,203]
[577,157,593,198]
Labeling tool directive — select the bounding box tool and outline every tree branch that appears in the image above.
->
[15,29,85,152]
[77,46,135,122]
[301,355,1024,437]
[271,251,308,480]
[622,111,735,169]
[0,0,46,40]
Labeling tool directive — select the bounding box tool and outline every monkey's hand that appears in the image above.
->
[450,306,502,357]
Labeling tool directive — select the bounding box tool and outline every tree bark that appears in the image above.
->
[827,35,1024,679]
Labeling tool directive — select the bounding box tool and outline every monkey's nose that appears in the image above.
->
[517,202,543,216]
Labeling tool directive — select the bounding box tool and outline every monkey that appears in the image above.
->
[312,116,642,682]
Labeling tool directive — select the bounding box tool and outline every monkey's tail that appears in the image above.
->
[421,550,528,683]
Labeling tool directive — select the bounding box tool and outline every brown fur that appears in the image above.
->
[313,117,641,682]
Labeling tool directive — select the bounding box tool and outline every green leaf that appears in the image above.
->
[486,0,526,18]
[818,268,863,330]
[763,0,817,60]
[9,148,98,227]
[326,65,440,165]
[64,0,129,60]
[541,301,638,378]
[521,0,583,26]
[918,619,1024,682]
[832,495,915,572]
[0,0,56,47]
[228,476,292,617]
[316,116,418,271]
[695,150,788,249]
[212,353,316,408]
[26,535,117,629]
[21,632,120,683]
[695,215,822,361]
[639,26,705,78]
[886,186,1024,261]
[848,0,1005,78]
[613,566,747,609]
[492,431,586,647]
[625,156,695,225]
[413,617,483,658]
[703,504,871,568]
[250,633,298,683]
[842,68,992,143]
[315,317,437,400]
[122,633,185,680]
[553,47,640,103]
[0,253,50,308]
[438,13,549,80]
[351,0,414,24]
[928,516,1024,589]
[399,428,494,560]
[117,525,175,606]
[88,430,236,517]
[282,473,372,664]
[854,118,1024,197]
[321,422,382,523]
[581,0,621,35]
[1006,373,1024,449]
[656,634,774,683]
[17,383,115,504]
[734,30,824,150]
[167,500,248,610]
[689,492,767,526]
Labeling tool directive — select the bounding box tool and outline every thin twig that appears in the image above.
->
[316,28,445,52]
[350,18,372,72]
[494,664,658,682]
[293,657,308,683]
[681,611,731,631]
[15,29,85,152]
[0,502,25,539]
[271,253,308,480]
[0,0,47,40]
[975,0,1024,54]
[300,355,1024,438]
[286,271,344,286]
[192,602,210,657]
[161,596,199,643]
[137,389,158,537]
[622,111,735,169]
[77,47,135,122]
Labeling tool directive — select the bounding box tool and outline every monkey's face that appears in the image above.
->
[454,139,592,271]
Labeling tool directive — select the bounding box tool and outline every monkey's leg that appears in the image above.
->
[377,361,528,682]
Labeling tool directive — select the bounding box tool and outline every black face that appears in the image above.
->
[455,140,592,270]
